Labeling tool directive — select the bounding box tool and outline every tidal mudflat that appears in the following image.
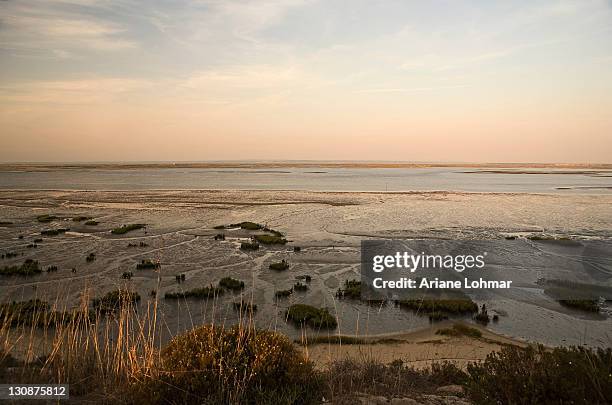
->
[0,188,611,347]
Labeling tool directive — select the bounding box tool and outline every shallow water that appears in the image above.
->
[0,189,611,347]
[1,167,611,193]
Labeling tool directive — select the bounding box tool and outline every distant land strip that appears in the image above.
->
[0,162,611,172]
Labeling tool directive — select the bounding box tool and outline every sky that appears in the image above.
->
[0,0,611,163]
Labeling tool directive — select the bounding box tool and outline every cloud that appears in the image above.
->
[0,1,137,55]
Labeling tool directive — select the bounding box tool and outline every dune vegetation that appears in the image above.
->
[0,294,609,404]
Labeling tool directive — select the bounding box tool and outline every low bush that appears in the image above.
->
[286,304,337,329]
[86,253,96,262]
[146,325,321,404]
[72,216,91,222]
[84,220,99,226]
[219,277,245,291]
[122,272,133,280]
[465,345,612,404]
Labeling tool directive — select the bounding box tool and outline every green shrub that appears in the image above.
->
[286,304,337,329]
[164,286,224,299]
[466,345,612,404]
[269,260,289,271]
[219,277,245,291]
[0,259,42,276]
[85,220,99,226]
[111,224,145,235]
[147,325,320,404]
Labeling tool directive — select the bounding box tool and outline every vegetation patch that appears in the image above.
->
[286,304,337,329]
[542,279,611,313]
[136,259,160,270]
[84,220,99,226]
[240,241,259,250]
[164,286,224,300]
[275,289,293,298]
[436,323,482,338]
[465,345,612,404]
[36,214,57,223]
[0,259,42,277]
[91,290,140,313]
[72,216,91,222]
[219,277,245,291]
[0,299,93,328]
[122,272,133,280]
[149,325,319,404]
[86,253,96,262]
[111,224,145,235]
[293,281,309,291]
[254,234,287,245]
[336,279,361,299]
[41,228,69,236]
[395,291,478,317]
[269,259,289,271]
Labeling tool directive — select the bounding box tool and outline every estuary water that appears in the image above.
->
[0,167,611,193]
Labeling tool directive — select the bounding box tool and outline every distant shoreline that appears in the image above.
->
[0,161,611,172]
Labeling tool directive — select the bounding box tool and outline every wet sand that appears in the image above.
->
[303,321,528,369]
